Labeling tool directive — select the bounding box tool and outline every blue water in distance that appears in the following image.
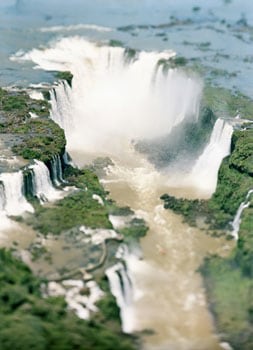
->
[0,0,253,97]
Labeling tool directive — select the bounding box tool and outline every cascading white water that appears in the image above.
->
[51,154,64,186]
[188,118,233,196]
[28,90,44,101]
[0,183,5,211]
[50,81,73,132]
[29,160,61,202]
[106,245,136,334]
[231,189,253,240]
[0,171,34,216]
[106,263,133,333]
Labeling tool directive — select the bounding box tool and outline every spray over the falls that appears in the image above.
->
[18,37,202,155]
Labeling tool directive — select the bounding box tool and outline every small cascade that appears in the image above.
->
[29,160,62,202]
[62,151,70,165]
[0,182,5,211]
[28,90,44,101]
[106,245,135,334]
[0,171,34,215]
[50,81,72,132]
[62,151,74,166]
[190,118,233,196]
[106,263,134,333]
[23,168,35,199]
[231,189,253,240]
[50,154,64,186]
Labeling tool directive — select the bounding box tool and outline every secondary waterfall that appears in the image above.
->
[0,171,34,216]
[231,189,253,240]
[106,263,134,333]
[51,154,64,186]
[106,245,136,334]
[29,160,61,202]
[0,183,5,211]
[189,118,233,196]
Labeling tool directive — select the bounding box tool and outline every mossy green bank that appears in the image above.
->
[0,87,65,162]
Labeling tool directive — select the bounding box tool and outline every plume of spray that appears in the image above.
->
[17,37,203,157]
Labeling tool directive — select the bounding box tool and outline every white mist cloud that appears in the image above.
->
[18,37,202,155]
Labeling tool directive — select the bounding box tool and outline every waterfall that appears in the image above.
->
[231,189,253,240]
[63,151,70,165]
[50,154,64,186]
[50,80,73,132]
[29,160,61,202]
[19,37,202,156]
[0,171,34,216]
[106,262,134,334]
[189,118,233,196]
[0,182,6,211]
[105,244,137,334]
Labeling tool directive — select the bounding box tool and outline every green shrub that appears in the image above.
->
[0,249,137,350]
[28,190,112,235]
[12,119,66,162]
[55,71,73,86]
[201,255,253,349]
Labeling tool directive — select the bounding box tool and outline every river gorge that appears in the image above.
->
[0,1,253,350]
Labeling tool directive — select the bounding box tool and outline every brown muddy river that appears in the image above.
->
[98,150,233,350]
